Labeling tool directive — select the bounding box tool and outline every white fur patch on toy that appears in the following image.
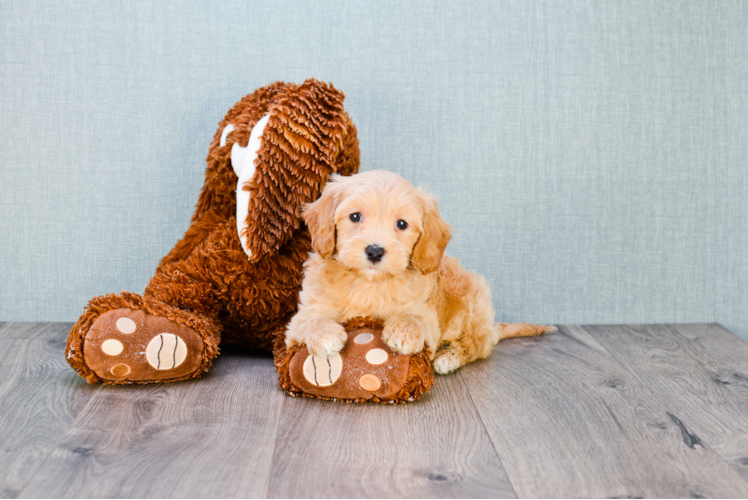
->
[234,113,271,259]
[219,123,234,148]
[365,348,388,365]
[116,317,136,334]
[146,333,188,370]
[303,352,343,387]
[230,142,246,176]
[101,339,123,356]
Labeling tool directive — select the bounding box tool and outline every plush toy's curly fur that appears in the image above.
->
[66,80,360,384]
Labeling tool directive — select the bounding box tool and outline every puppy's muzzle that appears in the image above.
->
[365,245,385,264]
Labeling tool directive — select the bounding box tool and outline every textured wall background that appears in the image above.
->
[1,1,746,338]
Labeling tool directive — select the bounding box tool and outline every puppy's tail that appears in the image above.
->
[497,322,555,342]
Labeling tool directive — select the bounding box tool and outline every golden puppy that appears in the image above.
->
[285,170,549,374]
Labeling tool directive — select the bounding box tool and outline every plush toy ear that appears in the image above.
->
[411,190,452,274]
[303,176,345,259]
[236,79,357,261]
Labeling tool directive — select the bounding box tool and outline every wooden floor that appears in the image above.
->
[2,323,748,498]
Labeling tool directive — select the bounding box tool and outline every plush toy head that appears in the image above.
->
[274,317,435,404]
[199,79,360,261]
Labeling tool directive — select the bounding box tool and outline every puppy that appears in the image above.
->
[285,170,549,374]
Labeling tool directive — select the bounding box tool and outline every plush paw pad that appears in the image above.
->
[358,374,381,391]
[303,353,343,387]
[83,309,204,382]
[146,333,188,370]
[365,348,388,365]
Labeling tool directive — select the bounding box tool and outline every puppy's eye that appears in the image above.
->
[349,213,362,223]
[396,220,408,230]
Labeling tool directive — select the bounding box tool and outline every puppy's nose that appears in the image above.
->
[365,245,385,263]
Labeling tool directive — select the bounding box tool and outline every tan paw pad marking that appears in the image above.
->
[303,353,343,387]
[146,333,188,370]
[365,348,388,365]
[101,339,123,356]
[116,317,136,334]
[354,332,374,344]
[359,374,381,392]
[110,363,131,376]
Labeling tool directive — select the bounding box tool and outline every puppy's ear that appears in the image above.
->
[303,176,344,259]
[411,189,452,274]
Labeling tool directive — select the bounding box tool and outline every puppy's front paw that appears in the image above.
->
[382,318,425,355]
[433,348,464,375]
[305,320,347,356]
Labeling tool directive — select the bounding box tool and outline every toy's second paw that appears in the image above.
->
[277,317,435,403]
[382,318,425,355]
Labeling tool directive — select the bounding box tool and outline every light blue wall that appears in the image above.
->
[1,1,746,338]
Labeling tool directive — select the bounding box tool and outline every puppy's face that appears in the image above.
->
[335,177,423,279]
[304,171,451,280]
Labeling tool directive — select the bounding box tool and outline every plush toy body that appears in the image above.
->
[66,80,361,384]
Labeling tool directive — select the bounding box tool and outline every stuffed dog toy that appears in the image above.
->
[66,79,361,384]
[285,170,551,375]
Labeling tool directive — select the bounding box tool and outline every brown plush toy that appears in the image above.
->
[66,79,358,384]
[66,79,436,403]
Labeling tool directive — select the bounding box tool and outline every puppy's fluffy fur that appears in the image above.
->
[286,170,548,374]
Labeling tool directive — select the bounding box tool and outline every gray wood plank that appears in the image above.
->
[460,326,748,498]
[0,323,98,499]
[19,353,285,499]
[582,323,748,483]
[0,322,70,341]
[267,372,515,499]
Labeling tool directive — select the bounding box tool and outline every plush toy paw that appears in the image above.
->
[382,317,426,355]
[79,309,205,383]
[66,293,220,384]
[275,317,434,403]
